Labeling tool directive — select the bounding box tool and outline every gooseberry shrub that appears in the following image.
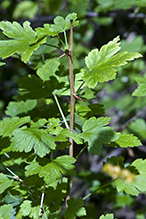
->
[0,13,145,219]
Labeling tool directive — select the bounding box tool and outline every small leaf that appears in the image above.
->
[19,200,32,216]
[63,198,86,219]
[0,116,30,137]
[0,173,13,194]
[36,13,78,37]
[115,134,141,148]
[132,76,146,96]
[0,204,13,219]
[99,213,114,219]
[82,36,142,88]
[11,127,56,157]
[5,100,37,117]
[37,59,60,81]
[49,13,79,36]
[0,61,5,66]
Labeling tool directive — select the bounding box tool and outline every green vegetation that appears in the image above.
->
[0,1,146,218]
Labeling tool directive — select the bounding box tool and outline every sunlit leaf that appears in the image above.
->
[0,204,13,219]
[11,127,56,157]
[0,21,46,62]
[0,116,30,137]
[82,36,142,88]
[0,173,13,194]
[5,100,37,117]
[25,155,76,184]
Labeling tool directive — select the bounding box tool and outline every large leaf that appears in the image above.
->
[132,76,146,96]
[18,74,64,99]
[63,198,86,219]
[0,173,13,194]
[5,100,37,117]
[0,21,46,63]
[0,116,30,137]
[25,155,76,184]
[11,127,56,157]
[81,117,118,155]
[82,36,142,88]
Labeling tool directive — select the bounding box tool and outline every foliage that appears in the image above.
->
[0,1,146,219]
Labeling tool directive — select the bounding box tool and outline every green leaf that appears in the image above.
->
[115,133,141,148]
[81,117,117,155]
[49,126,82,144]
[99,213,114,219]
[82,36,142,88]
[111,158,146,196]
[0,116,30,137]
[5,100,37,116]
[49,13,78,36]
[0,21,46,63]
[18,74,64,99]
[25,155,76,184]
[0,173,13,194]
[63,198,86,219]
[0,204,13,219]
[13,1,38,19]
[11,127,56,157]
[0,61,5,66]
[132,76,146,96]
[19,200,32,216]
[37,59,60,81]
[36,13,78,37]
[96,0,141,12]
[45,184,66,213]
[127,118,146,140]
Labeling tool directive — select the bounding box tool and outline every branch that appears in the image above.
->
[65,19,75,206]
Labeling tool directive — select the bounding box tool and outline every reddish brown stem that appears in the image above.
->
[65,19,75,206]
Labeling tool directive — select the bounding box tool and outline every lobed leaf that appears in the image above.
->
[36,13,79,37]
[5,99,37,117]
[11,127,56,157]
[112,158,146,196]
[132,76,146,96]
[0,21,46,63]
[37,59,60,81]
[0,173,13,194]
[25,155,76,184]
[0,204,13,219]
[63,198,86,219]
[115,133,141,148]
[0,116,30,137]
[81,117,118,155]
[82,36,142,88]
[18,74,64,99]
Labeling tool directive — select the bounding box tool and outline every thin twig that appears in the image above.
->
[65,19,75,206]
[83,179,116,201]
[6,167,37,200]
[53,92,69,129]
[39,183,46,218]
